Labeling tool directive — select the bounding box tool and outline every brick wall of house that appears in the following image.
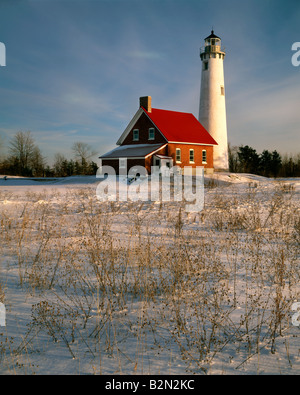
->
[101,158,146,175]
[101,144,213,175]
[167,143,214,169]
[146,145,168,172]
[122,112,167,145]
[101,145,168,175]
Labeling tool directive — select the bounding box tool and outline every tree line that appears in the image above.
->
[0,131,98,177]
[229,144,300,177]
[0,131,299,178]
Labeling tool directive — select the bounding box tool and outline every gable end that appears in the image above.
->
[117,109,167,146]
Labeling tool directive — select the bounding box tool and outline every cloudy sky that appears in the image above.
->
[0,0,299,164]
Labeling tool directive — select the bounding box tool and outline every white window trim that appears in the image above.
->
[148,128,155,140]
[176,148,181,163]
[202,150,207,164]
[189,149,195,164]
[133,129,139,141]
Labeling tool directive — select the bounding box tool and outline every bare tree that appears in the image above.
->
[0,135,4,161]
[228,143,240,173]
[31,146,46,177]
[8,131,45,176]
[72,142,97,163]
[53,153,68,177]
[9,131,36,174]
[72,142,97,175]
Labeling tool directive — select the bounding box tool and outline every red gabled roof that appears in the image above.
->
[142,107,218,146]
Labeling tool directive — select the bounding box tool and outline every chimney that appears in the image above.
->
[139,96,152,112]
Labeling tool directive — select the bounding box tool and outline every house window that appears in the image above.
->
[133,129,139,141]
[204,62,208,70]
[202,150,207,164]
[148,128,155,140]
[221,86,225,96]
[176,148,181,163]
[119,158,126,168]
[189,149,194,163]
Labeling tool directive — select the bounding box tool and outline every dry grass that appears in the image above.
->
[0,180,299,374]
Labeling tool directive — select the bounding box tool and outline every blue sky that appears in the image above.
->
[0,0,299,164]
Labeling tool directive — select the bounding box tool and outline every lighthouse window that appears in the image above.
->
[221,86,225,96]
[204,62,208,70]
[202,150,207,164]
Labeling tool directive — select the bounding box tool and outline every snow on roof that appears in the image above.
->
[154,154,172,159]
[100,143,166,158]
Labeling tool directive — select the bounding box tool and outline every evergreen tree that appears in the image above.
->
[260,150,272,177]
[237,145,260,174]
[270,150,282,178]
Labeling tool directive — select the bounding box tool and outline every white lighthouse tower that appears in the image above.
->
[199,30,229,171]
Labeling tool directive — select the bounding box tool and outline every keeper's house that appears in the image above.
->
[99,96,217,175]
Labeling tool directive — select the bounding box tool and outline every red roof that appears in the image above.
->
[142,107,218,146]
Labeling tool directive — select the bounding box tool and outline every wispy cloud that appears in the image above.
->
[128,50,165,60]
[1,0,299,160]
[227,73,300,154]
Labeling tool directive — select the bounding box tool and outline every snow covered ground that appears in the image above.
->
[0,173,299,375]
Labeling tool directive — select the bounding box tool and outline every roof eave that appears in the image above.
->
[167,141,218,146]
[100,143,167,159]
[141,108,169,142]
[116,107,144,145]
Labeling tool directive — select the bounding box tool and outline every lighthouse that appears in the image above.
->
[199,30,229,171]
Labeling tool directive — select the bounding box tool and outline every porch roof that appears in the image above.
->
[100,143,166,159]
